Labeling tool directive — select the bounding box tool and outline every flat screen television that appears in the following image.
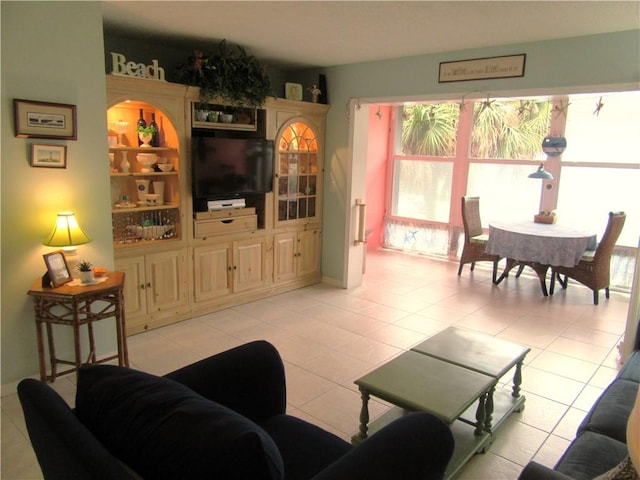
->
[191,134,274,204]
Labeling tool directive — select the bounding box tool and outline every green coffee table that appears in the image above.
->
[412,326,530,434]
[352,350,497,477]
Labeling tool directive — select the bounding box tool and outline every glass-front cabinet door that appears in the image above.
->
[276,121,321,224]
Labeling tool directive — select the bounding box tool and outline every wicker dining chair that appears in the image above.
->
[457,196,500,283]
[550,211,626,305]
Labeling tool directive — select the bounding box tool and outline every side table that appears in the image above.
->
[27,271,129,382]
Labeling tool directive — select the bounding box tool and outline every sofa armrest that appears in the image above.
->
[311,412,454,480]
[518,462,575,480]
[164,340,286,421]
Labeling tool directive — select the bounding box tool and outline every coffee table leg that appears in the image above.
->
[484,386,495,432]
[512,360,523,398]
[474,393,487,436]
[352,388,370,444]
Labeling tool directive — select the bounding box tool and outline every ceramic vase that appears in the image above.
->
[135,179,150,202]
[138,131,153,147]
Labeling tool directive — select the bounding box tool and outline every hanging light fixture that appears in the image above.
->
[528,163,554,180]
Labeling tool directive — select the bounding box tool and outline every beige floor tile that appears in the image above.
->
[457,451,525,479]
[516,392,569,434]
[522,367,585,405]
[553,407,589,440]
[532,433,572,468]
[528,350,599,383]
[489,417,549,466]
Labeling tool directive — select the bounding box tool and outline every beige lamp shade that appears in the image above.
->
[43,212,92,247]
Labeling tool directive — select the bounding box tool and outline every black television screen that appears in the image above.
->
[192,135,274,201]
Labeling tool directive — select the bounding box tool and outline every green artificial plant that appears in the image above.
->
[173,40,272,108]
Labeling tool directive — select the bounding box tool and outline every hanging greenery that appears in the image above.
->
[173,40,272,108]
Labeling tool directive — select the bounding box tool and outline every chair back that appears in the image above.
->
[593,211,626,263]
[462,196,483,238]
[17,378,136,480]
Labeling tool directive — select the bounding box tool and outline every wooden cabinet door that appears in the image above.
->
[273,232,297,283]
[233,238,265,292]
[297,228,322,277]
[145,250,187,312]
[114,255,146,320]
[193,243,232,302]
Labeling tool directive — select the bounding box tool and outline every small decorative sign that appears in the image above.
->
[110,52,166,81]
[439,54,526,83]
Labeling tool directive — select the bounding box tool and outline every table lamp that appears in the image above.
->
[43,211,92,277]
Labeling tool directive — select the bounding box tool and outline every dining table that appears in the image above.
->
[485,220,597,296]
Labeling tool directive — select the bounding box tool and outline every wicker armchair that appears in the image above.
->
[550,211,626,305]
[457,196,500,283]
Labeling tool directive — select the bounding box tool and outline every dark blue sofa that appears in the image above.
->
[18,340,454,480]
[518,330,639,480]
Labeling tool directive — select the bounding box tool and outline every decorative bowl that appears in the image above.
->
[219,113,233,123]
[136,153,157,172]
[158,163,174,172]
[145,193,160,205]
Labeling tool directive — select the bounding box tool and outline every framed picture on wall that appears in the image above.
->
[14,99,77,140]
[30,143,67,168]
[43,251,73,287]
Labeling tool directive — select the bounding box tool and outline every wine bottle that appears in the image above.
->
[150,113,159,147]
[137,109,146,146]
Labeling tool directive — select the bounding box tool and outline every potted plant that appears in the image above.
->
[173,40,272,109]
[77,260,94,284]
[137,125,157,148]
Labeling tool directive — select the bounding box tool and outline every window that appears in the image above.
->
[384,90,639,290]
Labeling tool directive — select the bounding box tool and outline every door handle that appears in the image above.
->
[354,198,367,245]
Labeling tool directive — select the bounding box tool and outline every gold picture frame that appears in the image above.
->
[14,99,77,140]
[31,143,67,168]
[43,251,73,287]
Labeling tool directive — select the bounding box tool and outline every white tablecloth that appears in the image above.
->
[486,221,597,267]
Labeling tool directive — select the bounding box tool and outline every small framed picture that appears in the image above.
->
[31,143,67,168]
[43,251,73,287]
[14,99,77,140]
[285,83,303,101]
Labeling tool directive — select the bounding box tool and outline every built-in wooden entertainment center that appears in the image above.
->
[106,75,329,335]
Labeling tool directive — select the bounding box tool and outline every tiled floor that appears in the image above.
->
[1,249,632,479]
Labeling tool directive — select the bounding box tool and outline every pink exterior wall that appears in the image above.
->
[365,106,392,250]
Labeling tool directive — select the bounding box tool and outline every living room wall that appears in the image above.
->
[1,2,114,387]
[299,30,640,285]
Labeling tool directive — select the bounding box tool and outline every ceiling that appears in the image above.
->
[102,1,640,70]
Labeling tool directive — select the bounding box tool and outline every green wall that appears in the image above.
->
[1,1,113,386]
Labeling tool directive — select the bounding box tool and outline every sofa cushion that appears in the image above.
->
[259,414,352,479]
[555,431,629,480]
[618,350,640,384]
[75,365,284,480]
[578,379,638,443]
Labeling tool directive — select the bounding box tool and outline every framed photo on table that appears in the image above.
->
[43,251,73,287]
[14,99,77,140]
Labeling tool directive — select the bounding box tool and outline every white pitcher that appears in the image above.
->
[152,181,165,204]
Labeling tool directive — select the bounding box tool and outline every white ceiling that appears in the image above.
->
[102,1,640,69]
